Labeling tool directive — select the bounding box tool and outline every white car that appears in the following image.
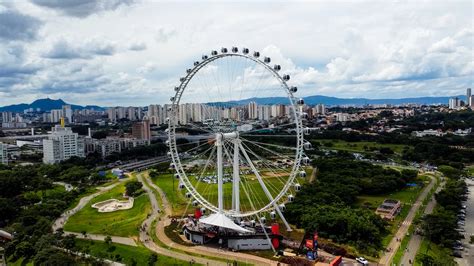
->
[356,257,369,265]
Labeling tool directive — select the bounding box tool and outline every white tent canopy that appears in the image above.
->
[199,213,252,233]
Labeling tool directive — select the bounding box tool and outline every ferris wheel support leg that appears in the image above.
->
[216,134,224,212]
[238,142,292,232]
[233,139,240,215]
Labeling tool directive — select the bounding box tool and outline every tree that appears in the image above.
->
[104,235,112,245]
[125,181,143,197]
[61,234,76,251]
[148,253,158,265]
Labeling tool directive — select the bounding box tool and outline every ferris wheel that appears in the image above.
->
[166,47,310,231]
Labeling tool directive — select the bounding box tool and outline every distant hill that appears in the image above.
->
[0,98,105,112]
[216,95,460,106]
[0,95,461,113]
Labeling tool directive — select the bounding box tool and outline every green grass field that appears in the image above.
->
[64,180,151,237]
[75,239,194,265]
[313,139,410,154]
[151,169,310,216]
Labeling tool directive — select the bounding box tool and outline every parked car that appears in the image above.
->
[356,257,369,265]
[453,251,463,258]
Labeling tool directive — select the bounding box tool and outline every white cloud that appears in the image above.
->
[0,0,472,106]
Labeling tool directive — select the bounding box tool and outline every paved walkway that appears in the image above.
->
[64,231,138,247]
[53,179,129,232]
[138,174,226,266]
[379,174,436,265]
[399,175,444,265]
[143,174,282,266]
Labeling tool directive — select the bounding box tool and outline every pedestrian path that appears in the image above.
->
[399,175,445,265]
[379,174,436,265]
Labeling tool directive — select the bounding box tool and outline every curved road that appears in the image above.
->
[137,174,226,265]
[142,174,282,266]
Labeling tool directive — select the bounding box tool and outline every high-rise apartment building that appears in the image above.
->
[467,88,472,107]
[50,109,63,123]
[248,102,258,120]
[0,143,7,165]
[314,104,326,115]
[107,108,117,122]
[449,97,461,110]
[132,119,151,140]
[257,105,271,121]
[43,125,84,164]
[1,112,13,123]
[62,105,72,123]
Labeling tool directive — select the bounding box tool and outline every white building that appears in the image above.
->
[412,129,446,137]
[0,143,7,165]
[314,104,326,115]
[62,105,72,123]
[50,109,63,123]
[247,102,258,120]
[43,125,84,164]
[1,112,13,123]
[449,97,461,110]
[257,105,271,121]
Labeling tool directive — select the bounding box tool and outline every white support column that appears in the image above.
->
[216,133,224,212]
[233,139,240,214]
[238,142,292,231]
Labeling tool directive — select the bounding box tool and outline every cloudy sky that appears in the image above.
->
[0,0,472,106]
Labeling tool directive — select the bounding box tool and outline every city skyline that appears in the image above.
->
[1,0,472,106]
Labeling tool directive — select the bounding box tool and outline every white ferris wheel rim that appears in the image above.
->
[167,50,304,218]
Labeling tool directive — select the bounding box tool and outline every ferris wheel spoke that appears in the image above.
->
[238,141,292,229]
[239,141,292,194]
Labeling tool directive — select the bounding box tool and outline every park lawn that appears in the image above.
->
[74,239,194,266]
[151,173,189,215]
[151,169,309,216]
[313,139,409,154]
[64,180,151,237]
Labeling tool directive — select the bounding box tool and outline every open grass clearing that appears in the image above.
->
[313,139,410,154]
[151,168,310,216]
[64,179,151,237]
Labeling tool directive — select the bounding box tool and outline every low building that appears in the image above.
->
[375,199,401,220]
[412,129,446,137]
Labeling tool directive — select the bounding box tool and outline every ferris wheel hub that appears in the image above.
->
[218,131,239,140]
